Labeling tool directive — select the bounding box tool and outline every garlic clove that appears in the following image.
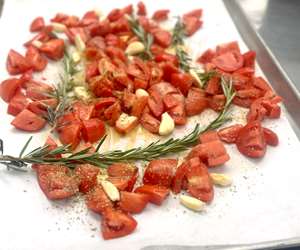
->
[135,88,149,98]
[179,194,205,212]
[101,180,120,202]
[210,173,232,187]
[159,112,175,136]
[125,41,145,56]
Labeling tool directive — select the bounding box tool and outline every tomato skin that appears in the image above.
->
[197,49,215,64]
[11,109,46,131]
[75,164,100,193]
[218,124,243,143]
[172,161,189,194]
[148,92,164,118]
[243,50,256,69]
[167,93,187,125]
[131,96,148,118]
[170,73,193,96]
[82,118,105,143]
[118,191,149,214]
[101,210,137,240]
[152,29,172,48]
[236,121,266,158]
[140,112,160,134]
[154,53,178,66]
[263,127,279,146]
[182,16,203,36]
[57,123,82,150]
[183,9,203,19]
[253,77,272,92]
[212,51,244,72]
[36,164,79,200]
[143,159,177,187]
[103,102,122,126]
[205,76,221,95]
[185,88,208,116]
[6,49,31,75]
[7,90,28,116]
[137,1,147,15]
[216,41,240,55]
[72,101,95,121]
[25,46,48,72]
[135,184,170,205]
[209,94,226,112]
[39,39,65,60]
[30,17,45,32]
[152,9,170,21]
[86,185,114,215]
[0,78,22,102]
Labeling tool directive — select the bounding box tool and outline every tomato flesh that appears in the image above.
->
[11,109,46,131]
[118,191,149,214]
[135,184,169,205]
[75,164,100,193]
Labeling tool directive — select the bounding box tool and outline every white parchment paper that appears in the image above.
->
[0,0,300,249]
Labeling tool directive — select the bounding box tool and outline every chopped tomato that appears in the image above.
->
[152,10,170,21]
[25,46,47,72]
[66,27,89,44]
[170,73,193,96]
[199,131,219,143]
[218,124,243,143]
[143,159,177,187]
[25,81,53,100]
[152,29,172,48]
[57,123,82,149]
[185,88,208,116]
[39,39,65,60]
[160,62,180,82]
[185,157,214,202]
[183,16,203,36]
[135,184,169,205]
[0,78,22,102]
[131,96,148,118]
[263,127,279,146]
[82,118,105,143]
[236,121,266,158]
[81,10,99,26]
[88,20,111,37]
[243,51,256,69]
[137,1,147,15]
[7,90,28,116]
[72,101,95,121]
[11,109,46,131]
[140,112,160,134]
[212,51,244,72]
[197,49,215,64]
[172,161,189,194]
[107,8,123,22]
[183,9,203,19]
[36,164,79,200]
[30,17,45,32]
[253,77,272,93]
[101,209,137,240]
[85,185,114,215]
[209,94,226,112]
[121,4,133,15]
[155,53,178,66]
[6,49,31,75]
[75,164,100,193]
[216,41,240,55]
[103,102,122,126]
[148,92,164,118]
[86,36,106,50]
[167,93,187,125]
[205,76,221,95]
[118,191,149,214]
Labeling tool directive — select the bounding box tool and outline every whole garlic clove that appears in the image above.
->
[51,22,67,32]
[135,88,149,98]
[125,41,145,56]
[101,180,120,202]
[179,194,205,212]
[210,173,232,187]
[159,112,175,136]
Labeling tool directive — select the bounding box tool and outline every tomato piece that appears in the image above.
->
[121,4,133,15]
[236,88,262,99]
[140,112,160,134]
[131,96,148,118]
[183,9,203,19]
[212,51,244,72]
[81,10,98,26]
[135,184,169,205]
[252,77,272,93]
[167,93,187,125]
[148,82,177,97]
[30,17,45,32]
[86,185,114,215]
[86,36,106,50]
[103,102,122,126]
[148,92,164,118]
[170,73,193,96]
[107,8,122,22]
[11,109,46,131]
[236,121,266,158]
[152,9,170,21]
[72,101,95,121]
[75,164,100,193]
[39,39,65,60]
[218,124,243,143]
[263,127,279,146]
[185,87,208,116]
[152,29,172,48]
[66,27,89,44]
[155,53,178,66]
[163,93,181,109]
[160,62,180,82]
[25,46,47,72]
[143,159,177,187]
[57,123,81,149]
[205,76,221,95]
[182,16,203,36]
[209,94,226,112]
[172,161,188,194]
[82,118,105,143]
[185,158,214,202]
[199,131,219,143]
[25,81,53,101]
[0,78,22,102]
[7,90,28,116]
[105,46,126,62]
[137,1,147,15]
[243,51,256,69]
[118,191,149,214]
[107,163,138,178]
[197,49,215,64]
[247,99,267,122]
[36,164,79,200]
[216,41,240,55]
[101,209,137,240]
[85,61,99,82]
[6,49,31,75]
[262,100,281,119]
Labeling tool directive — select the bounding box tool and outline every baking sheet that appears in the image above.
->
[0,0,300,249]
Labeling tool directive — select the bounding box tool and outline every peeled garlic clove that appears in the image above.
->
[159,112,175,136]
[31,40,43,49]
[51,22,67,32]
[180,194,205,212]
[210,173,232,187]
[74,86,91,101]
[125,41,145,55]
[75,34,86,52]
[71,51,81,63]
[135,88,149,98]
[101,180,120,202]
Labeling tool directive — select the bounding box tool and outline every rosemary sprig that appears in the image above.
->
[127,15,153,59]
[172,17,186,46]
[176,46,191,72]
[0,77,235,170]
[45,54,78,127]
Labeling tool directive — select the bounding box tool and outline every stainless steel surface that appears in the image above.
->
[239,0,300,92]
[0,0,4,16]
